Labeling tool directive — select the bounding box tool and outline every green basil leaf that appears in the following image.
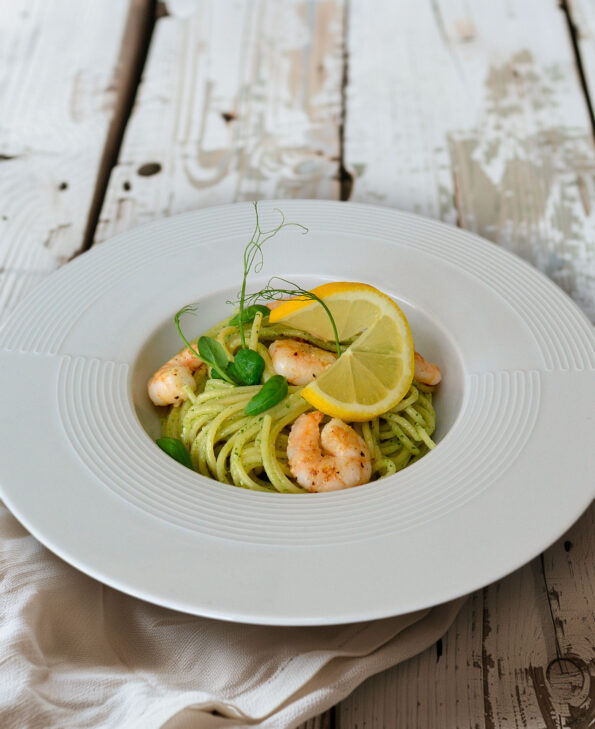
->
[198,336,230,373]
[224,360,242,384]
[156,437,194,470]
[229,304,270,327]
[233,349,265,385]
[244,375,288,416]
[210,361,242,384]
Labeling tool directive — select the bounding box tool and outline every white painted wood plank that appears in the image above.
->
[0,0,134,326]
[568,0,595,106]
[96,0,344,243]
[340,509,595,729]
[538,505,595,724]
[297,713,332,729]
[338,595,486,729]
[340,1,595,727]
[344,0,595,321]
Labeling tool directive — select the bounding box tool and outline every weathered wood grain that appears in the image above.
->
[81,0,155,250]
[568,0,595,125]
[95,0,344,243]
[340,0,595,727]
[538,507,595,727]
[0,0,143,326]
[299,712,333,729]
[344,0,595,322]
[339,522,594,729]
[338,595,485,729]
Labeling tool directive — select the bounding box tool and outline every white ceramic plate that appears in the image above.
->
[1,201,593,625]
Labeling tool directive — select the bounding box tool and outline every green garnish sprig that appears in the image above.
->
[175,305,233,383]
[171,204,329,423]
[228,304,270,327]
[240,277,342,358]
[235,202,307,349]
[228,348,265,385]
[174,305,264,386]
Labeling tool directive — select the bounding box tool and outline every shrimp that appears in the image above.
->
[414,352,442,386]
[147,346,206,407]
[269,339,337,386]
[287,411,372,492]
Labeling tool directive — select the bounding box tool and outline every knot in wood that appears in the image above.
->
[546,657,590,707]
[137,162,162,176]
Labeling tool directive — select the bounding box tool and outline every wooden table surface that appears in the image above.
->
[1,1,594,727]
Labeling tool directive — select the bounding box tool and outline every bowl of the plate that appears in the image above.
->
[132,275,466,458]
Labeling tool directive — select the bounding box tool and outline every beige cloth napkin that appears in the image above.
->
[0,501,465,729]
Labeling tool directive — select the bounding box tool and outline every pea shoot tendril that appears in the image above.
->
[240,277,342,358]
[174,304,201,360]
[173,201,342,415]
[228,201,341,357]
[235,201,308,349]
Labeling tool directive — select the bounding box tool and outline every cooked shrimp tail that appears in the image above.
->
[269,339,337,386]
[414,352,442,386]
[148,345,205,406]
[287,411,372,492]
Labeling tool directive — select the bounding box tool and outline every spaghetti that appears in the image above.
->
[160,313,438,493]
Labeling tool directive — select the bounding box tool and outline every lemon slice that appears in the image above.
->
[269,282,414,421]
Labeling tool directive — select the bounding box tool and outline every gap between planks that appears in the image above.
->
[93,0,345,243]
[561,0,595,140]
[79,0,156,253]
